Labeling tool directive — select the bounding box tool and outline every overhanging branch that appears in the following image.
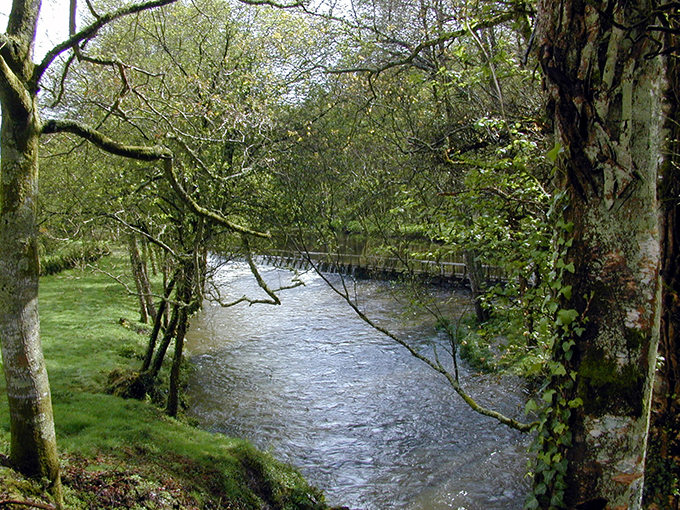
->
[41,119,171,160]
[42,119,269,238]
[308,258,536,433]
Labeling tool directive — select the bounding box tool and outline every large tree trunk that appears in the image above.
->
[0,107,62,496]
[535,1,664,508]
[643,40,680,510]
[0,1,62,502]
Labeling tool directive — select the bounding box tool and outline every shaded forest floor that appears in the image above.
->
[0,251,330,510]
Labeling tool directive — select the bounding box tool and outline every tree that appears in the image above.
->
[0,0,187,498]
[644,13,680,508]
[35,0,315,414]
[530,0,665,507]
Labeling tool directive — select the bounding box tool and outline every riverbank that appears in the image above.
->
[0,252,330,509]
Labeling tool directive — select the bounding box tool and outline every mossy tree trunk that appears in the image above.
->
[0,2,62,501]
[1,0,177,497]
[643,33,680,509]
[535,0,664,507]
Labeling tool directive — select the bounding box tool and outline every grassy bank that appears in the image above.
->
[0,252,329,510]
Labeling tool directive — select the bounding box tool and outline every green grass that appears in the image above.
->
[0,251,328,510]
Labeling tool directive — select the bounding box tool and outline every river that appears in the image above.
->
[185,262,531,510]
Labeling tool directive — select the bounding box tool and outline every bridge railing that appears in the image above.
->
[256,249,505,285]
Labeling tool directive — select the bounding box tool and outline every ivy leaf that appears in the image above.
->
[560,285,572,299]
[525,399,538,413]
[546,143,562,163]
[552,363,567,376]
[556,309,578,326]
[568,397,583,408]
[525,496,540,510]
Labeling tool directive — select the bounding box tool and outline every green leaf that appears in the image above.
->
[568,397,583,408]
[553,422,566,435]
[560,285,572,299]
[546,143,562,163]
[556,309,578,326]
[525,496,540,510]
[552,363,567,376]
[525,399,538,414]
[550,493,565,507]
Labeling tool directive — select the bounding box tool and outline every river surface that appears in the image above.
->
[185,262,531,510]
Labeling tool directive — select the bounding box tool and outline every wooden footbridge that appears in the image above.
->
[257,250,505,287]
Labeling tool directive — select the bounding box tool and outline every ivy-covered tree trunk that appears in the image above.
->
[535,0,664,508]
[0,1,62,500]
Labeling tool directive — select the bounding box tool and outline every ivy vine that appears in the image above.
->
[524,191,588,510]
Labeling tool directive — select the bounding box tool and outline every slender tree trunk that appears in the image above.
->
[535,1,664,507]
[464,250,490,323]
[127,233,156,323]
[141,273,177,373]
[166,300,188,417]
[150,302,180,378]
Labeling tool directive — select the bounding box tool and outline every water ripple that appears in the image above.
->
[186,264,529,510]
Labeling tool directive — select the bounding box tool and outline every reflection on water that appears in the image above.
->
[185,263,530,510]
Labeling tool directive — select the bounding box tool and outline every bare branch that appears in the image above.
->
[104,212,181,260]
[161,159,270,238]
[42,120,267,239]
[237,0,304,9]
[242,235,303,305]
[304,256,536,432]
[88,265,190,308]
[327,13,519,75]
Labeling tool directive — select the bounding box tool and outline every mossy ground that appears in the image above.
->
[0,251,329,510]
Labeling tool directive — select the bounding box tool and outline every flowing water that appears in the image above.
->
[185,262,531,510]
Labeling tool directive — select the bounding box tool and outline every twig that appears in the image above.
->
[306,256,536,432]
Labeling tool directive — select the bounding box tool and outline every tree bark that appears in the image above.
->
[166,294,189,417]
[149,302,180,378]
[0,95,62,501]
[535,0,664,507]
